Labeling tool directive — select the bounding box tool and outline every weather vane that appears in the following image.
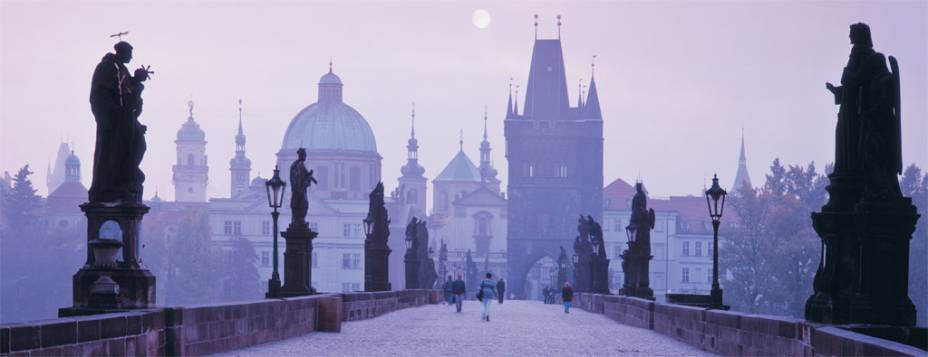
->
[592,54,598,76]
[110,31,129,41]
[533,14,539,39]
[557,15,562,39]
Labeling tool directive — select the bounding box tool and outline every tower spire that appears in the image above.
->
[506,78,513,118]
[411,102,416,138]
[578,78,584,108]
[514,84,520,116]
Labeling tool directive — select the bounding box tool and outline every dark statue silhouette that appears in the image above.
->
[825,22,902,199]
[289,148,317,227]
[88,41,152,203]
[806,23,919,327]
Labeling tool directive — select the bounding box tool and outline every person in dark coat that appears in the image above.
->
[561,282,574,314]
[496,278,506,304]
[442,276,453,305]
[451,273,466,313]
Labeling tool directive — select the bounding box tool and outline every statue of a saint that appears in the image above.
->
[289,148,317,226]
[826,23,903,199]
[89,41,151,203]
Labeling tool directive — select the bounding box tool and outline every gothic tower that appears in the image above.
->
[173,101,209,202]
[229,99,252,198]
[505,25,604,296]
[397,103,427,217]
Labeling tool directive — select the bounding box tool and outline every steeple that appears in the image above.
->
[523,30,570,120]
[318,62,344,103]
[731,127,753,194]
[64,150,81,183]
[174,100,209,202]
[506,80,514,119]
[230,99,252,198]
[401,102,425,178]
[584,73,602,119]
[513,85,520,117]
[479,106,500,190]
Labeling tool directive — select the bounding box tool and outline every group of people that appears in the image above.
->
[442,273,507,322]
[441,275,577,318]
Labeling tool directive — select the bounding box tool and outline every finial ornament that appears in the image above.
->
[109,31,129,41]
[238,98,243,120]
[187,100,194,117]
[328,58,333,73]
[557,14,562,39]
[459,129,464,151]
[592,54,597,77]
[533,14,539,39]
[483,105,488,140]
[411,102,416,138]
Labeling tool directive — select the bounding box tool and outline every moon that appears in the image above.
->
[472,9,491,29]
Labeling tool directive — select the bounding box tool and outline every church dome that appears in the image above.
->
[65,152,80,167]
[280,68,377,153]
[177,117,206,142]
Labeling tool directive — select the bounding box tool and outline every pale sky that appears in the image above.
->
[2,0,926,200]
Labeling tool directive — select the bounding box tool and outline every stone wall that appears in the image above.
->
[1,290,438,356]
[575,293,925,356]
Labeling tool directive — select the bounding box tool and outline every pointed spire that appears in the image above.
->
[739,124,746,162]
[585,76,601,118]
[237,99,244,135]
[482,105,488,140]
[458,129,464,152]
[506,78,513,118]
[514,84,520,116]
[577,78,584,108]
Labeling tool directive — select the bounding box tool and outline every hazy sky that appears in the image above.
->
[2,0,926,201]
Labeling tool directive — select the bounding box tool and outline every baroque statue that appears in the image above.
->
[290,148,318,227]
[88,41,152,203]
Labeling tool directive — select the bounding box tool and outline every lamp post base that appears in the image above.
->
[266,275,282,298]
[279,224,318,297]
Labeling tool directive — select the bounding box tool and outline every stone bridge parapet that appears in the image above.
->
[575,293,925,356]
[0,289,439,356]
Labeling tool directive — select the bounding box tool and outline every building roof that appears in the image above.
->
[603,177,716,234]
[434,150,481,182]
[522,39,570,120]
[280,68,377,153]
[177,116,206,142]
[46,181,87,214]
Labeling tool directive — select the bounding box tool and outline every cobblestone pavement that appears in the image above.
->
[220,300,715,357]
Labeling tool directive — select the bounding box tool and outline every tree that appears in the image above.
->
[722,159,826,317]
[900,164,927,325]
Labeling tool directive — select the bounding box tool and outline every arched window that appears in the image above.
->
[187,154,195,166]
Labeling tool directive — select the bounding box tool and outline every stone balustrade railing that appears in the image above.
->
[0,289,440,356]
[574,293,925,356]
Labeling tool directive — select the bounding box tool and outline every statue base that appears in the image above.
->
[280,224,317,297]
[63,201,156,314]
[806,195,919,326]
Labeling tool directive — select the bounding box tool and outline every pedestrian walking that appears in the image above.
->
[442,276,453,305]
[561,282,574,314]
[478,273,496,321]
[496,278,506,304]
[451,273,466,313]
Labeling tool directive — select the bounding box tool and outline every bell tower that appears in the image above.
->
[173,100,209,202]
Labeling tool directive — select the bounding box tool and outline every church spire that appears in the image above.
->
[731,126,753,194]
[584,57,601,119]
[401,102,425,179]
[235,99,246,152]
[506,79,514,118]
[479,106,500,189]
[230,98,251,198]
[513,84,520,116]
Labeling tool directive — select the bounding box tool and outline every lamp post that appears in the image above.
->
[622,224,637,296]
[265,166,286,298]
[705,174,727,309]
[363,214,374,291]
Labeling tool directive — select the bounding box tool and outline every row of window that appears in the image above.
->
[681,266,713,284]
[605,217,665,233]
[681,241,713,257]
[313,165,365,191]
[520,163,569,178]
[260,251,360,270]
[223,220,325,236]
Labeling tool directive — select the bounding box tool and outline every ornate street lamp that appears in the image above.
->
[705,173,727,309]
[625,224,637,244]
[265,166,286,298]
[572,253,579,265]
[363,215,374,238]
[406,232,414,250]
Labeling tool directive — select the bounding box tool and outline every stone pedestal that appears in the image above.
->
[279,224,317,297]
[404,250,420,289]
[61,202,156,316]
[806,183,919,325]
[365,241,391,292]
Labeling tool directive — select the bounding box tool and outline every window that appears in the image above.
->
[708,270,713,283]
[187,154,195,166]
[224,221,233,235]
[233,221,242,235]
[352,253,360,269]
[682,241,690,257]
[342,283,352,292]
[349,167,361,190]
[557,164,567,178]
[343,224,351,238]
[262,221,270,235]
[261,251,269,267]
[695,242,703,257]
[682,267,690,282]
[313,252,318,268]
[529,164,535,177]
[342,253,351,269]
[614,218,623,232]
[352,224,362,238]
[351,283,360,291]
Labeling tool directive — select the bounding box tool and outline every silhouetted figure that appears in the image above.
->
[289,148,317,226]
[496,278,506,304]
[89,41,151,203]
[826,23,902,199]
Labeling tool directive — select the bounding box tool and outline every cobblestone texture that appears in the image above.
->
[220,300,715,356]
